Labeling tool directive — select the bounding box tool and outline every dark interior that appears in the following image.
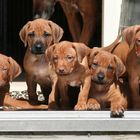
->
[0,0,102,80]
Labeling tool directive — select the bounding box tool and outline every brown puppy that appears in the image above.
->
[46,41,91,110]
[33,0,101,45]
[122,25,140,109]
[19,18,63,108]
[87,48,127,117]
[103,25,140,109]
[0,53,48,110]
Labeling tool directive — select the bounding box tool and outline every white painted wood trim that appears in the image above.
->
[0,111,140,132]
[102,0,122,46]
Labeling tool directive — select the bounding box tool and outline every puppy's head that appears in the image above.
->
[122,25,140,57]
[89,48,126,91]
[0,54,21,87]
[46,41,90,75]
[19,18,63,54]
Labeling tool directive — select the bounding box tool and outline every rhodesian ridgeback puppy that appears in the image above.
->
[19,18,63,108]
[122,25,140,109]
[33,0,101,46]
[104,25,140,109]
[46,41,91,110]
[88,48,127,117]
[0,53,48,110]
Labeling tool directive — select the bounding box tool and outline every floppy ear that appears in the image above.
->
[19,21,32,47]
[8,57,22,81]
[122,25,140,49]
[45,44,56,62]
[88,47,100,66]
[48,21,64,43]
[72,42,91,62]
[114,55,126,80]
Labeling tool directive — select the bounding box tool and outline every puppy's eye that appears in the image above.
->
[91,63,98,69]
[136,39,140,45]
[28,32,35,37]
[53,56,58,62]
[66,56,74,62]
[107,65,113,71]
[2,67,8,72]
[44,31,51,37]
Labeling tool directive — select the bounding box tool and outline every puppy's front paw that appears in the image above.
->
[48,102,59,110]
[87,98,101,110]
[74,102,87,111]
[111,104,124,118]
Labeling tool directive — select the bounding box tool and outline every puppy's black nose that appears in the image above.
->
[31,42,45,54]
[97,72,105,81]
[58,67,65,74]
[35,43,43,51]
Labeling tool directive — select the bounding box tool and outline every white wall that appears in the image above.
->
[102,0,122,46]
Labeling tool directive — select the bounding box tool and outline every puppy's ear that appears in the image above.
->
[122,25,140,49]
[8,57,22,81]
[114,55,126,80]
[45,44,56,62]
[88,47,100,66]
[72,42,90,62]
[48,21,64,43]
[19,21,31,47]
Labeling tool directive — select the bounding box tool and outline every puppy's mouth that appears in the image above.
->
[92,78,107,85]
[56,71,71,76]
[56,68,73,76]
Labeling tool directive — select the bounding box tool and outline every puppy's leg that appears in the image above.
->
[74,75,91,110]
[40,86,51,104]
[87,98,101,110]
[3,93,48,110]
[110,95,127,118]
[26,75,38,104]
[48,76,58,110]
[59,83,71,110]
[74,57,91,110]
[129,76,140,109]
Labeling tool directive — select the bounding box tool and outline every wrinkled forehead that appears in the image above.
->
[28,21,52,34]
[94,52,115,66]
[54,43,76,56]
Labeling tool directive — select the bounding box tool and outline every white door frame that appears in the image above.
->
[102,0,122,46]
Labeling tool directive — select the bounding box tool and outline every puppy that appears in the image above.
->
[46,41,91,110]
[103,25,140,109]
[0,53,48,110]
[122,25,140,109]
[19,18,63,108]
[87,48,127,117]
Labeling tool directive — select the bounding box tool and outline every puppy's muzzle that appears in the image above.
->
[97,72,105,81]
[92,72,106,85]
[31,42,46,54]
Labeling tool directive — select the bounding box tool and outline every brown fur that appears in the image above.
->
[88,48,127,117]
[103,25,140,109]
[46,41,91,110]
[0,53,48,110]
[33,0,101,45]
[19,18,63,109]
[123,25,140,109]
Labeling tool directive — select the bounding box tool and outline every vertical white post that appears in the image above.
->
[102,0,122,46]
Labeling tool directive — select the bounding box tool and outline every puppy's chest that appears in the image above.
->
[34,66,52,84]
[67,71,85,87]
[68,79,82,87]
[68,75,84,87]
